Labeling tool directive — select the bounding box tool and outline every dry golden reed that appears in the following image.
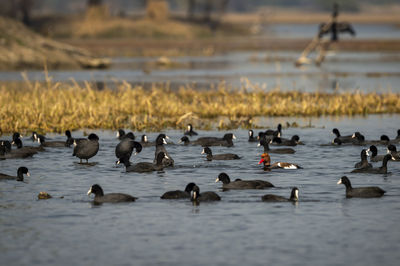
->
[0,79,399,134]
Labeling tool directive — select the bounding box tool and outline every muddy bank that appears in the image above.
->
[0,16,110,70]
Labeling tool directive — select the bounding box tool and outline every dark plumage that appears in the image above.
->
[72,133,99,163]
[65,130,75,147]
[201,147,240,161]
[1,138,41,159]
[354,149,372,169]
[248,130,258,142]
[215,172,274,190]
[184,124,198,136]
[194,133,236,147]
[387,145,400,161]
[318,22,356,41]
[351,154,393,174]
[116,129,126,140]
[178,136,190,145]
[332,128,353,143]
[262,187,299,202]
[0,140,12,154]
[0,167,30,182]
[31,131,45,142]
[337,176,385,198]
[38,135,66,148]
[115,137,142,163]
[87,184,137,204]
[154,134,174,167]
[160,183,196,199]
[258,138,295,154]
[190,185,220,202]
[265,124,282,137]
[119,152,168,173]
[351,132,365,145]
[367,145,384,162]
[271,135,300,146]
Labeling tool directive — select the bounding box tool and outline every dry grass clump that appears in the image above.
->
[0,80,399,134]
[146,0,169,21]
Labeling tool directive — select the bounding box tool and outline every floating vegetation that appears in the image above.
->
[0,79,399,134]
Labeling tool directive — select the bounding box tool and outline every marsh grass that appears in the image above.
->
[0,78,399,134]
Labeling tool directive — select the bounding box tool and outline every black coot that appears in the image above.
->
[65,130,75,147]
[262,187,299,202]
[160,183,196,199]
[0,167,30,182]
[154,134,174,167]
[248,130,257,142]
[184,124,198,136]
[194,133,236,147]
[271,135,300,146]
[190,185,221,202]
[387,144,400,160]
[115,135,142,163]
[354,149,372,169]
[258,138,295,154]
[201,147,240,161]
[332,128,353,143]
[38,135,66,148]
[215,172,274,190]
[367,145,384,162]
[337,176,385,198]
[119,152,168,173]
[178,136,190,145]
[73,133,99,163]
[87,184,137,204]
[351,132,365,145]
[351,154,393,174]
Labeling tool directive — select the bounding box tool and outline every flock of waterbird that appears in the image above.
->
[1,124,399,204]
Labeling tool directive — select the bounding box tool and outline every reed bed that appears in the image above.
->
[0,79,399,134]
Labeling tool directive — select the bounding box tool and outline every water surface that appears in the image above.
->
[1,115,400,265]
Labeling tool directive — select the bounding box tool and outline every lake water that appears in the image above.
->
[1,114,400,266]
[1,50,399,93]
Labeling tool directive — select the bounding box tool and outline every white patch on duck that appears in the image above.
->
[277,162,298,169]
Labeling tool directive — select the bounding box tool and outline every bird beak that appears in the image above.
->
[87,188,92,195]
[232,135,236,140]
[337,179,342,184]
[27,172,30,177]
[215,178,219,183]
[258,159,264,164]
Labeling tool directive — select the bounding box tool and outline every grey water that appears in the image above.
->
[1,114,400,266]
[1,50,399,93]
[266,23,400,39]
